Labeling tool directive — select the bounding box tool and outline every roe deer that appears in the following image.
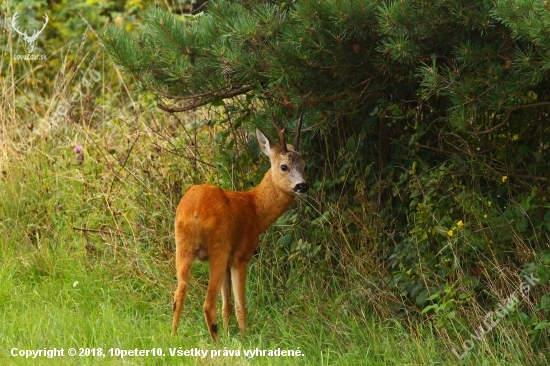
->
[172,122,308,341]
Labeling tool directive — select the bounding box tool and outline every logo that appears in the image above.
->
[11,12,48,55]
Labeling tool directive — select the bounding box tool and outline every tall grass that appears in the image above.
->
[0,18,547,366]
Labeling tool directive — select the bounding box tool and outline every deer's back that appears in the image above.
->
[175,184,260,262]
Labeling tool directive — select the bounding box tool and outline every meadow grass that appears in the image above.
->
[1,29,546,366]
[0,139,401,366]
[1,128,545,366]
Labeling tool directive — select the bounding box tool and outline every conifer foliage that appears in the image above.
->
[103,0,550,125]
[102,1,384,114]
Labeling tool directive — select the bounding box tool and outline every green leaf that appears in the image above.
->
[540,252,550,265]
[277,234,293,246]
[416,290,428,306]
[519,311,530,324]
[211,99,225,107]
[534,321,549,330]
[422,304,439,314]
[346,136,357,150]
[516,216,529,233]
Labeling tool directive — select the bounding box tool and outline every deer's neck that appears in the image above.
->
[250,168,295,233]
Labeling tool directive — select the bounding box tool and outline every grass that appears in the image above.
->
[0,229,460,366]
[1,129,546,366]
[1,20,548,366]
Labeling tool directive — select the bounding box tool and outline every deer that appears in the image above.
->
[172,118,308,342]
[11,12,49,54]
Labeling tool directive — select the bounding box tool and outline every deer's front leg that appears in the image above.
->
[204,252,229,342]
[221,266,232,333]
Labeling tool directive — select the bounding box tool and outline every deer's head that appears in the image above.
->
[256,113,309,196]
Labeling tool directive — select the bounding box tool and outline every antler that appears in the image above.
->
[28,14,49,42]
[39,14,49,34]
[11,12,27,38]
[294,111,304,152]
[271,112,288,154]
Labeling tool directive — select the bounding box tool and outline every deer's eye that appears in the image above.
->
[280,164,288,172]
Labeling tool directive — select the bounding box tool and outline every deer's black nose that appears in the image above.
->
[293,183,309,194]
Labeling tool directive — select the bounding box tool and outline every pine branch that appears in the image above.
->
[157,86,253,112]
[473,101,550,135]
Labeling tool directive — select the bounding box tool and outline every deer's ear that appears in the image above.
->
[256,128,275,157]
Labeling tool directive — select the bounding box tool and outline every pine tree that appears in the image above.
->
[102,0,550,135]
[102,1,384,116]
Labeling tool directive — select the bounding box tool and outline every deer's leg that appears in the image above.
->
[221,266,232,333]
[230,261,248,336]
[203,252,229,342]
[172,250,194,334]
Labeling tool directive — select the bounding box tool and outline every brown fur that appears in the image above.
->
[172,129,307,341]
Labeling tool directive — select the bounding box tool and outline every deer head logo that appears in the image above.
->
[11,12,49,54]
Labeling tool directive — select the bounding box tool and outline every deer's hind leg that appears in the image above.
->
[172,248,195,333]
[203,248,229,342]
